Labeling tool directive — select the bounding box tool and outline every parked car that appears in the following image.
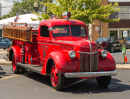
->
[124,36,130,48]
[0,37,11,50]
[96,37,122,53]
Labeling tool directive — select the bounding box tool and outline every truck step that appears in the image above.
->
[16,63,43,74]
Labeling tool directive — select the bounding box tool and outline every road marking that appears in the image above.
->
[53,89,56,91]
[0,74,21,80]
[63,79,87,89]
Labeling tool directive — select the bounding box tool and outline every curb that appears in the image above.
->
[0,59,130,70]
[116,64,130,70]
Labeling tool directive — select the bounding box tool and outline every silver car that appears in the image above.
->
[124,37,130,49]
[0,37,11,50]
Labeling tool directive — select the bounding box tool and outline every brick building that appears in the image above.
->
[109,1,130,44]
[89,0,108,41]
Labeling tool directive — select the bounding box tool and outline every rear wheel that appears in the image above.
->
[96,76,111,87]
[50,64,65,91]
[12,54,25,74]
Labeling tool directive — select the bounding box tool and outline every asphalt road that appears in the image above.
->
[0,65,130,99]
[111,51,130,64]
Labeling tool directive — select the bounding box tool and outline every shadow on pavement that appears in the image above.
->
[61,78,130,94]
[22,72,130,94]
[0,66,3,71]
[24,72,52,87]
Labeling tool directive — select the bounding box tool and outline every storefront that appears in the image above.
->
[109,2,130,45]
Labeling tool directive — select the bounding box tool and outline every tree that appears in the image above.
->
[1,0,52,19]
[34,0,120,24]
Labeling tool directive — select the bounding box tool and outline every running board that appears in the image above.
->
[16,63,43,74]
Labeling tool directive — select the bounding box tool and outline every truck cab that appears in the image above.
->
[3,12,117,91]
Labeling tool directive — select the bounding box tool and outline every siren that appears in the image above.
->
[62,12,71,20]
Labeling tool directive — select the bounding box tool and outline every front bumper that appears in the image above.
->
[64,71,117,78]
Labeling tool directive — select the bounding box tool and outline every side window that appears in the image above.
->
[2,38,6,42]
[111,39,113,42]
[40,26,49,37]
[0,38,2,42]
[113,39,117,43]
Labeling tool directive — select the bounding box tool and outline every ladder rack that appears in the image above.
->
[2,23,32,43]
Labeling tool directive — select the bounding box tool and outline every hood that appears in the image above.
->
[53,36,98,52]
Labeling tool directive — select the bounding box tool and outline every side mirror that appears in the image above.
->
[48,27,54,31]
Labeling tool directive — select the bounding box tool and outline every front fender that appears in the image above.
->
[43,51,77,74]
[10,46,20,62]
[98,51,116,71]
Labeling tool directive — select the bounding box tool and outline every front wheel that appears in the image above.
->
[96,76,111,87]
[50,64,65,91]
[12,54,25,74]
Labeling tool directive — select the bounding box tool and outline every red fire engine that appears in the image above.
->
[2,12,117,90]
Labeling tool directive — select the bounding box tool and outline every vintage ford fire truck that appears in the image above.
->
[2,12,117,90]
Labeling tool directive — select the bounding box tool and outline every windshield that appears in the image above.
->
[52,25,86,37]
[96,38,110,42]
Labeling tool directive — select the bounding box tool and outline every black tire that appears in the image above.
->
[96,76,111,87]
[12,54,25,74]
[50,64,65,91]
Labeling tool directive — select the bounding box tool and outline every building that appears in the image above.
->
[89,0,109,41]
[109,1,130,44]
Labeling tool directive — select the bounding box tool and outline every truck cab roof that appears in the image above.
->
[40,19,86,27]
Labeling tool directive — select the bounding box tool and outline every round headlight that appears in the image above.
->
[101,50,108,57]
[69,50,76,58]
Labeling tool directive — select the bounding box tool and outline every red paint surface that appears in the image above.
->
[10,19,116,78]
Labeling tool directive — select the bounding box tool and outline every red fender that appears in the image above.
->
[10,46,21,62]
[98,51,116,71]
[41,51,78,75]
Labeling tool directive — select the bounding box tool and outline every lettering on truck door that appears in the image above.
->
[38,25,51,66]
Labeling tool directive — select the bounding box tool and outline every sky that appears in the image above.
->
[0,0,130,17]
[0,0,20,16]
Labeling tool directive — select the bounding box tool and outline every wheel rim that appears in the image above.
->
[50,65,58,87]
[12,55,16,71]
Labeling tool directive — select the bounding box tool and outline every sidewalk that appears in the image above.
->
[0,59,129,70]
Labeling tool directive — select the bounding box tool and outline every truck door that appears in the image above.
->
[38,25,51,66]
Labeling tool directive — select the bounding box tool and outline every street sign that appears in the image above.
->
[122,47,126,54]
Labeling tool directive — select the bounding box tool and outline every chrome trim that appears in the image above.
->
[77,51,98,54]
[64,71,117,78]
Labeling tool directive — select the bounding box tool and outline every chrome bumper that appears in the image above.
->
[64,71,117,78]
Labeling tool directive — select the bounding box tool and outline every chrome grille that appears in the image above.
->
[80,53,98,72]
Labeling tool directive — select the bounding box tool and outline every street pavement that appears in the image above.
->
[0,49,130,70]
[0,67,130,99]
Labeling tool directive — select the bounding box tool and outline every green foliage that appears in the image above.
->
[34,0,120,24]
[1,0,52,19]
